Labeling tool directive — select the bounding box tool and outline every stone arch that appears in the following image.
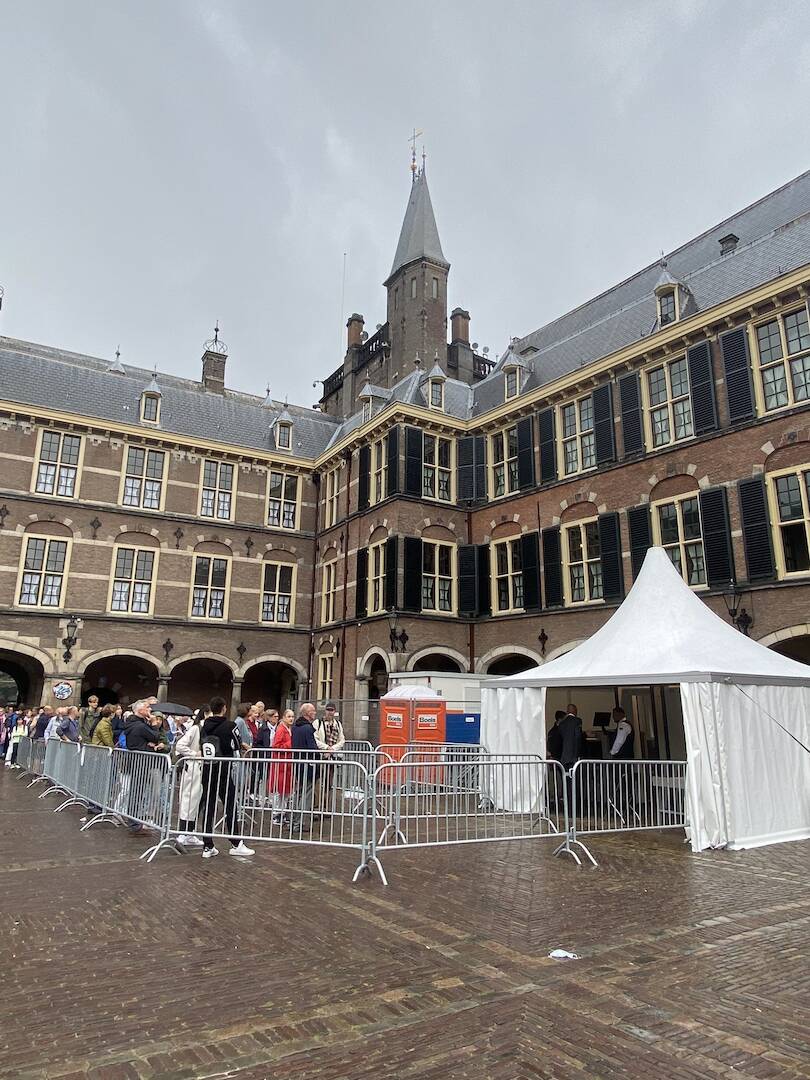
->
[193,540,233,556]
[167,651,238,675]
[758,624,810,665]
[357,646,389,678]
[0,638,52,707]
[237,653,307,683]
[545,640,585,662]
[22,519,73,538]
[649,475,700,502]
[406,646,469,673]
[560,500,599,524]
[476,644,542,674]
[0,636,54,672]
[79,646,166,677]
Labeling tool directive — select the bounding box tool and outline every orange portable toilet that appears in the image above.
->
[412,699,446,744]
[379,699,409,761]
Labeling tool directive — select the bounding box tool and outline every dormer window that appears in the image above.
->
[276,422,292,450]
[505,368,519,400]
[658,289,677,326]
[429,379,444,410]
[362,400,372,423]
[719,233,739,256]
[141,394,160,423]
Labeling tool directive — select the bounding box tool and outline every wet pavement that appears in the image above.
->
[1,768,809,1079]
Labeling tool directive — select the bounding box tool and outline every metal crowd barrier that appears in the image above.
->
[14,735,34,773]
[568,759,688,865]
[11,737,692,883]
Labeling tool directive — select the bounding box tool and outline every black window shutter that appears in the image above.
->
[699,487,734,588]
[520,531,542,610]
[538,407,557,483]
[516,416,536,490]
[473,435,487,502]
[402,537,423,612]
[457,436,475,503]
[386,426,400,496]
[358,445,370,510]
[598,512,623,601]
[404,426,422,496]
[627,504,652,580]
[720,328,755,424]
[385,535,399,609]
[477,543,491,617]
[619,372,644,457]
[687,341,718,436]
[542,527,563,608]
[593,383,616,465]
[458,545,478,616]
[738,476,776,582]
[355,547,368,618]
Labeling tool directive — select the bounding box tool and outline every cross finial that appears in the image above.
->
[409,127,423,181]
[213,320,220,346]
[115,345,120,361]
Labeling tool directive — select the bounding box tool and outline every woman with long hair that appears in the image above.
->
[174,706,207,846]
[268,708,294,826]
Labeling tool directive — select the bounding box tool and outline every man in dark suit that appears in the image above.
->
[557,703,583,771]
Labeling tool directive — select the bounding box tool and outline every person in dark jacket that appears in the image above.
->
[199,696,255,860]
[547,711,565,762]
[557,704,583,771]
[124,703,162,752]
[292,703,319,818]
[34,706,53,741]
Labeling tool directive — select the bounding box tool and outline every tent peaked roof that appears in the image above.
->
[494,547,810,687]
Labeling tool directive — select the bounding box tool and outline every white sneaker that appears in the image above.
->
[202,846,219,859]
[184,835,204,847]
[229,841,255,856]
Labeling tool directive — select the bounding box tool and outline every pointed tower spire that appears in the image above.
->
[387,170,448,282]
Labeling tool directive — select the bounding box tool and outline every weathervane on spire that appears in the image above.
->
[409,127,423,182]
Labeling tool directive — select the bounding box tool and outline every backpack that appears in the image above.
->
[200,733,221,758]
[117,731,127,749]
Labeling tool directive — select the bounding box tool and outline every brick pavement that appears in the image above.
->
[1,769,809,1079]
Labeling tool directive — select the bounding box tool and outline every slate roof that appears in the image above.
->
[471,168,810,415]
[388,171,448,281]
[0,337,340,459]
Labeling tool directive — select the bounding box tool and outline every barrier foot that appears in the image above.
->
[570,838,598,867]
[552,838,582,866]
[27,776,48,788]
[140,836,185,863]
[352,854,388,886]
[54,796,89,813]
[377,822,407,847]
[80,812,124,832]
[39,784,68,800]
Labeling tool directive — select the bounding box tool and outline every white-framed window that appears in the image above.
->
[658,289,677,326]
[368,540,387,615]
[276,422,292,450]
[17,535,70,608]
[490,426,519,498]
[768,465,810,576]
[318,652,334,703]
[200,460,235,520]
[190,555,230,619]
[109,546,156,614]
[322,559,338,624]
[421,541,454,613]
[754,307,810,413]
[645,356,693,448]
[361,399,373,423]
[560,395,595,476]
[652,494,706,587]
[422,434,452,501]
[564,520,603,604]
[492,538,524,613]
[267,470,299,529]
[261,562,294,623]
[505,369,518,400]
[324,467,340,528]
[140,393,160,424]
[429,379,444,410]
[121,446,166,510]
[34,430,82,498]
[371,436,388,505]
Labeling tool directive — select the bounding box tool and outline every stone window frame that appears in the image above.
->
[260,560,296,625]
[557,393,596,478]
[488,425,519,500]
[490,536,524,615]
[15,533,72,610]
[118,444,169,512]
[31,427,85,500]
[421,538,456,615]
[752,305,810,416]
[422,432,454,503]
[766,462,810,580]
[324,466,340,528]
[107,543,159,616]
[317,651,335,704]
[562,516,604,606]
[321,556,338,625]
[199,458,237,522]
[367,538,387,615]
[651,491,708,589]
[370,435,388,506]
[188,553,232,621]
[140,392,161,425]
[640,354,695,451]
[266,469,301,531]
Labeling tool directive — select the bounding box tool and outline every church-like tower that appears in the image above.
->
[383,168,449,372]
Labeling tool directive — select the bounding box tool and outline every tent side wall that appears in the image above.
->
[481,686,547,757]
[682,681,810,851]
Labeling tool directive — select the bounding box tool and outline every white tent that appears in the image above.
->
[482,547,810,851]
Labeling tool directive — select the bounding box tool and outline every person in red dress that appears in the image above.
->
[269,708,294,825]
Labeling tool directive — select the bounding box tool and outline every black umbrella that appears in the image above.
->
[152,702,194,717]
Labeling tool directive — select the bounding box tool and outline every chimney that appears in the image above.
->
[201,324,228,394]
[451,307,470,344]
[347,313,365,349]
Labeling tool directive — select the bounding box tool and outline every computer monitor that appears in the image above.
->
[593,711,611,729]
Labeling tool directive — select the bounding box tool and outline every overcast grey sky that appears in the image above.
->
[2,1,810,408]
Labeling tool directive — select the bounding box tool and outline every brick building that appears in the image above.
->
[1,166,809,736]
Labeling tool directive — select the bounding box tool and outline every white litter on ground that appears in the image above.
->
[548,949,579,960]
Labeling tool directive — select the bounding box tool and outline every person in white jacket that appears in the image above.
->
[174,711,205,846]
